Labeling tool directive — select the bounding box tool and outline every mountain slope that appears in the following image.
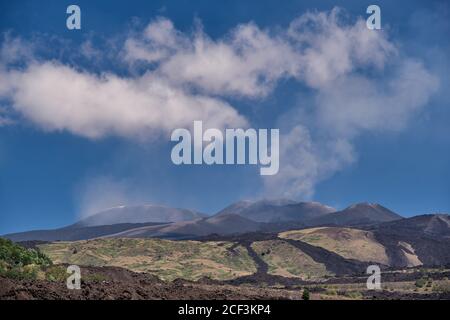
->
[104,214,264,239]
[308,203,402,226]
[3,223,165,242]
[280,227,390,265]
[4,204,204,242]
[30,214,450,286]
[215,199,335,223]
[370,214,450,267]
[374,214,450,238]
[38,238,257,281]
[77,204,205,226]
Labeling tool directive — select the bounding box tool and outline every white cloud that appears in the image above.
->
[262,9,438,199]
[124,9,396,97]
[1,62,246,139]
[0,9,402,141]
[124,18,301,97]
[264,125,356,199]
[287,8,397,88]
[315,59,439,138]
[0,33,35,65]
[266,59,439,199]
[124,18,185,64]
[0,9,440,200]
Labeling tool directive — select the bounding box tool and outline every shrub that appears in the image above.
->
[0,264,40,280]
[0,260,8,273]
[432,281,450,293]
[302,288,310,300]
[325,288,337,296]
[45,265,68,282]
[0,238,52,280]
[85,273,107,282]
[345,291,363,299]
[0,238,52,267]
[415,277,427,288]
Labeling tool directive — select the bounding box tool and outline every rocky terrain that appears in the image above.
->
[1,263,449,300]
[0,265,305,300]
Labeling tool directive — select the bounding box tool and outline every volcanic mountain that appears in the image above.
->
[374,213,450,238]
[4,204,205,242]
[368,214,450,267]
[103,214,264,239]
[308,202,403,226]
[76,204,205,226]
[2,201,407,242]
[214,199,336,223]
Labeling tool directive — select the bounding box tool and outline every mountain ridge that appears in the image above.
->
[5,200,446,243]
[77,204,206,227]
[307,202,403,226]
[214,199,336,223]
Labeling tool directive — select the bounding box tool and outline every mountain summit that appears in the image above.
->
[214,199,335,223]
[77,204,205,227]
[308,202,403,226]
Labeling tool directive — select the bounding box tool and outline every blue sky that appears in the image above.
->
[0,0,449,234]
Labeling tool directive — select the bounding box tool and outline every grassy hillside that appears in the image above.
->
[39,238,257,281]
[35,225,443,283]
[251,240,331,279]
[279,227,390,265]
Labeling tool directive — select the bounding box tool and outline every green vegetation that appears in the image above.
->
[432,280,450,293]
[324,288,338,296]
[302,288,310,300]
[0,238,52,280]
[415,277,428,288]
[39,238,257,281]
[0,238,52,266]
[345,291,363,299]
[280,227,389,265]
[44,265,68,282]
[251,240,332,279]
